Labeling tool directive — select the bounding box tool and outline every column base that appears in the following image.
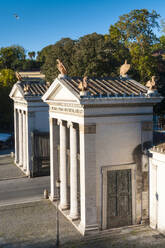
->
[68,213,79,221]
[78,222,99,236]
[49,195,59,202]
[59,204,70,211]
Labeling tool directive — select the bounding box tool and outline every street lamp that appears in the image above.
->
[55,178,61,248]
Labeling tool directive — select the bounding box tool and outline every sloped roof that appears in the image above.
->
[59,77,148,97]
[18,80,48,96]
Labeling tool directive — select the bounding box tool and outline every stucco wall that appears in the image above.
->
[149,152,165,233]
[94,106,153,228]
[34,109,49,132]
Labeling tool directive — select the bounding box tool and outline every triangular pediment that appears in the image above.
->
[13,88,24,98]
[43,78,80,103]
[9,83,24,100]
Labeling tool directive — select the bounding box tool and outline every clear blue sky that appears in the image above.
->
[1,0,165,54]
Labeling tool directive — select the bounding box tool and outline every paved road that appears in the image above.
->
[0,156,25,180]
[0,176,50,206]
[0,200,164,248]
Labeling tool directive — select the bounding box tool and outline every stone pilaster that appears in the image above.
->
[26,111,35,176]
[79,123,98,235]
[58,119,69,210]
[18,110,23,166]
[49,117,59,201]
[68,121,79,220]
[23,111,27,171]
[14,108,19,164]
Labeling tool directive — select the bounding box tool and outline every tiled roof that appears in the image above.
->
[59,77,148,97]
[18,80,48,96]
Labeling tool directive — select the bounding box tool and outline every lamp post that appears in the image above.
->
[55,179,61,248]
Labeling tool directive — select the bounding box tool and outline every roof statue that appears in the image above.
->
[23,85,30,95]
[56,59,67,78]
[120,60,130,77]
[78,76,88,96]
[46,81,51,89]
[146,76,157,91]
[15,71,22,81]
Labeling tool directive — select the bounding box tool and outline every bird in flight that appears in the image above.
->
[13,13,20,20]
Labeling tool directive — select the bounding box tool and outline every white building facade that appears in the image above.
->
[149,144,165,233]
[10,79,49,176]
[43,76,161,235]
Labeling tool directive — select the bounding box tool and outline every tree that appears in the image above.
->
[109,9,160,82]
[28,51,35,60]
[72,32,129,77]
[38,38,76,82]
[109,9,160,48]
[0,69,16,87]
[0,45,26,71]
[0,69,17,130]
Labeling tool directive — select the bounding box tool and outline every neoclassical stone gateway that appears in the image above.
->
[10,78,49,176]
[43,74,161,235]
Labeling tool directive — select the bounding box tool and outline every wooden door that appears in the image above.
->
[107,169,132,228]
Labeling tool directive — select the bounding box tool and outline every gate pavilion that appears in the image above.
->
[10,77,49,176]
[43,73,161,235]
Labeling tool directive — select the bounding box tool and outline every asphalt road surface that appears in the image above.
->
[0,176,50,206]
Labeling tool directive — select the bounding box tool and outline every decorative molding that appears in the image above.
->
[79,124,96,134]
[50,105,83,115]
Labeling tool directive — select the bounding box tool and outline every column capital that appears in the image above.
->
[79,124,96,134]
[57,119,67,126]
[67,121,78,129]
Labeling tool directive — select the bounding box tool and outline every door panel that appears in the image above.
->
[107,169,132,228]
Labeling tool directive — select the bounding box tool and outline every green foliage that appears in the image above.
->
[109,9,160,47]
[28,51,35,59]
[38,38,76,82]
[109,9,160,82]
[0,45,26,71]
[0,69,17,87]
[0,69,16,130]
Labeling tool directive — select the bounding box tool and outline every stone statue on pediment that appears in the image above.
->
[56,59,67,78]
[146,76,157,91]
[120,60,130,77]
[78,76,88,96]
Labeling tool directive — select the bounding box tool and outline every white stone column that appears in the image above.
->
[14,108,19,164]
[49,117,59,201]
[79,123,98,235]
[18,110,23,166]
[68,121,79,220]
[26,111,35,176]
[58,119,69,210]
[23,111,27,171]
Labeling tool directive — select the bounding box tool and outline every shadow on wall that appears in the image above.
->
[132,141,152,223]
[132,141,152,170]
